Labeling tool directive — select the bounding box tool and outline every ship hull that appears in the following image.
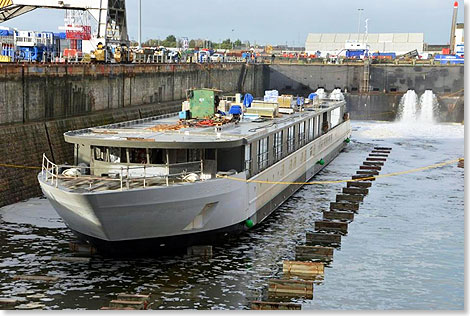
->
[39,121,351,255]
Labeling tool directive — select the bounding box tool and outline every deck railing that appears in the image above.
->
[41,154,203,191]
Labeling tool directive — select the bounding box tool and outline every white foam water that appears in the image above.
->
[419,90,438,124]
[398,89,439,124]
[398,90,419,122]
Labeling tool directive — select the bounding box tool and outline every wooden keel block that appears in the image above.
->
[109,300,146,310]
[360,165,381,171]
[51,256,91,263]
[12,275,59,282]
[250,301,302,310]
[363,161,384,166]
[374,147,392,151]
[336,194,364,202]
[372,150,391,154]
[347,181,372,188]
[369,153,388,157]
[100,307,137,310]
[187,245,212,257]
[69,242,97,255]
[352,175,375,181]
[315,220,348,233]
[116,293,150,303]
[323,210,354,222]
[0,298,20,306]
[306,232,342,245]
[343,187,369,195]
[330,202,359,211]
[356,170,379,176]
[366,157,387,162]
[283,260,324,276]
[268,279,314,299]
[295,245,334,261]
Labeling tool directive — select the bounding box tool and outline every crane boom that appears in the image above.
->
[0,0,128,47]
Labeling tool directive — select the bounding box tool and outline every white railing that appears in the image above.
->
[41,154,203,191]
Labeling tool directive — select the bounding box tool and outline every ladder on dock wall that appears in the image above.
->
[361,59,370,93]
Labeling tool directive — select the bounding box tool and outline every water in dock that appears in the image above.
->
[0,120,464,310]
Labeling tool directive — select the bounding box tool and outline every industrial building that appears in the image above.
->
[305,33,424,55]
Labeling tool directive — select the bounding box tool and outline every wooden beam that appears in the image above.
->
[12,275,59,282]
[347,181,372,188]
[51,256,91,263]
[250,301,302,310]
[315,220,348,233]
[363,161,384,166]
[69,242,97,255]
[372,150,391,154]
[109,300,146,310]
[356,170,379,176]
[366,157,387,162]
[374,147,392,151]
[295,245,334,261]
[283,260,324,276]
[352,175,375,181]
[360,165,381,171]
[336,194,364,202]
[330,202,359,212]
[306,232,342,246]
[369,153,388,157]
[268,279,314,299]
[323,210,354,222]
[343,187,369,195]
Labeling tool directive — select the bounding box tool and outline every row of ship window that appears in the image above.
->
[245,116,323,176]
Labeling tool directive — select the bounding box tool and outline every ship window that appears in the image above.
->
[257,137,268,171]
[150,149,165,164]
[108,147,122,163]
[245,144,252,175]
[309,118,314,140]
[204,149,216,160]
[188,149,201,162]
[93,146,106,161]
[129,148,148,164]
[287,126,295,153]
[316,116,321,137]
[273,131,283,162]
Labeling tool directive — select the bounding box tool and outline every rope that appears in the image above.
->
[0,163,41,170]
[216,158,461,185]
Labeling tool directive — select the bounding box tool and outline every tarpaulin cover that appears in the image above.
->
[243,93,253,107]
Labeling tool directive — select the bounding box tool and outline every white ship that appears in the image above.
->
[38,94,351,254]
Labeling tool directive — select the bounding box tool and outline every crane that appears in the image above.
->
[0,0,129,48]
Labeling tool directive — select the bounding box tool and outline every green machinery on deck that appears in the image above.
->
[187,88,221,119]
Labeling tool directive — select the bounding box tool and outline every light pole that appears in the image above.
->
[138,0,142,48]
[357,8,364,42]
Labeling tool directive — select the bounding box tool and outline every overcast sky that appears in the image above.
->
[1,0,465,45]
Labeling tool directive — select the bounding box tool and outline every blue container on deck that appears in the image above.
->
[179,110,190,119]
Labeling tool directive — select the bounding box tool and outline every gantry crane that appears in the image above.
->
[0,0,129,50]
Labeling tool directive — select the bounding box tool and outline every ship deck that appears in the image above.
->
[64,101,344,146]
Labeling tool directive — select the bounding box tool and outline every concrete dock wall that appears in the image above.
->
[266,64,464,122]
[0,63,265,125]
